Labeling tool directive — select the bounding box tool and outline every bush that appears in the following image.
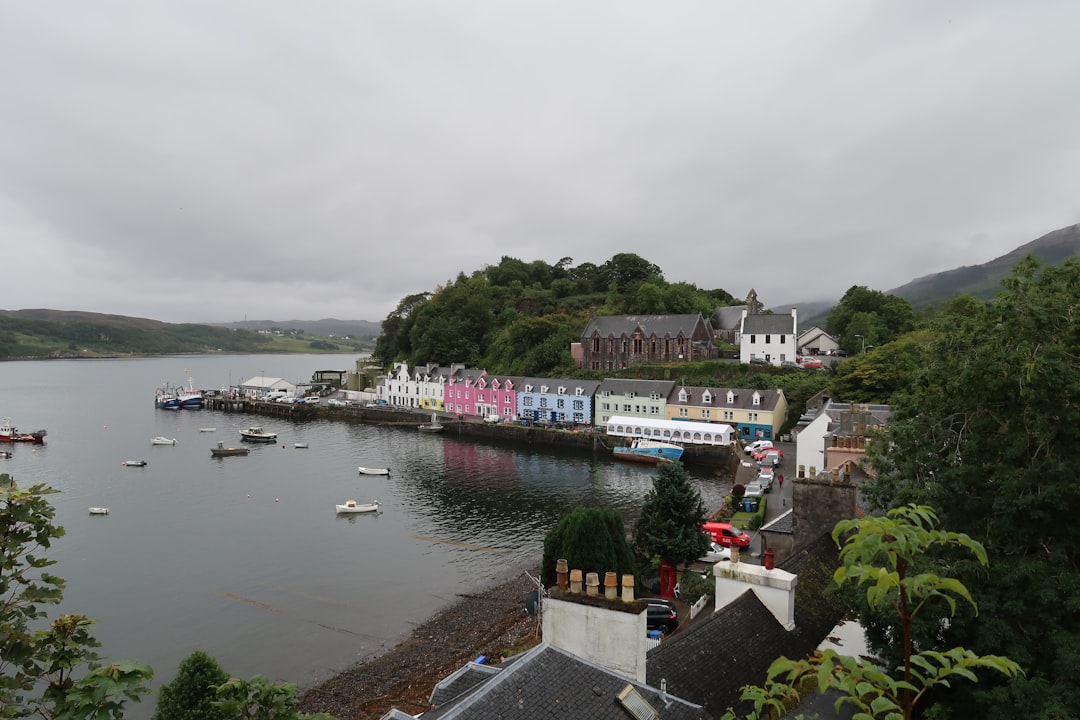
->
[152,650,229,720]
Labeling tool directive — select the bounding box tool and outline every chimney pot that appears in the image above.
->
[585,572,600,597]
[556,559,569,590]
[569,568,583,594]
[730,545,739,563]
[621,574,635,602]
[764,548,776,570]
[604,572,618,599]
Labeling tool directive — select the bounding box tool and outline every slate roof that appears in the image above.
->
[760,508,795,534]
[741,313,796,335]
[518,377,603,395]
[597,378,676,397]
[647,532,844,719]
[713,305,746,331]
[669,386,784,413]
[416,643,712,720]
[583,313,711,339]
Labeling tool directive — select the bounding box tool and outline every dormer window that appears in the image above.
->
[558,386,566,395]
[574,387,584,396]
[752,391,761,406]
[524,384,534,393]
[541,385,549,394]
[702,390,712,404]
[678,389,688,402]
[726,390,735,403]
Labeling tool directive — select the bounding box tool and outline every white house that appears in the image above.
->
[739,307,798,366]
[797,326,839,357]
[238,376,296,400]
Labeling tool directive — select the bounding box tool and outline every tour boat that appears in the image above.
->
[612,438,684,465]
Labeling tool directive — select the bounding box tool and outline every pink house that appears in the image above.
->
[475,374,522,422]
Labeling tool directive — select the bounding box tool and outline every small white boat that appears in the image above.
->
[294,442,309,449]
[88,507,110,515]
[151,437,177,446]
[198,427,217,433]
[0,450,12,459]
[418,411,444,433]
[240,426,277,443]
[335,499,379,514]
[122,460,147,467]
[358,466,390,475]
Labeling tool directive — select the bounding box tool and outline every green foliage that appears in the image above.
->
[152,650,230,720]
[632,463,711,569]
[859,256,1080,719]
[722,505,1021,720]
[829,332,934,405]
[541,507,637,586]
[0,477,152,719]
[213,675,336,720]
[827,286,915,355]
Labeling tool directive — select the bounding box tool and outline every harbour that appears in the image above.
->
[0,353,735,720]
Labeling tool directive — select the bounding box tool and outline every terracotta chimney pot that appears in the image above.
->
[585,572,600,597]
[764,548,776,570]
[604,572,618,599]
[556,559,569,590]
[621,574,635,603]
[569,568,583,594]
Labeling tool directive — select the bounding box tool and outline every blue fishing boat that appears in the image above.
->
[612,438,684,465]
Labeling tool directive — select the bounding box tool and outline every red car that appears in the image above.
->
[801,358,823,369]
[751,447,784,461]
[702,521,751,548]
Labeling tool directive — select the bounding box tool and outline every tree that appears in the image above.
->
[859,256,1080,718]
[827,285,914,354]
[213,675,335,720]
[726,505,1022,720]
[152,650,229,720]
[1,477,152,719]
[632,462,711,597]
[541,507,637,587]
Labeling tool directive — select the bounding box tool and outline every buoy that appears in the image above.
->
[246,494,251,498]
[274,498,279,503]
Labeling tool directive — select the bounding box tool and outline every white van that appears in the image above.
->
[743,439,775,455]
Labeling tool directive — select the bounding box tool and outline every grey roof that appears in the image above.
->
[583,313,711,339]
[417,643,712,720]
[796,326,836,344]
[449,367,487,385]
[518,377,603,395]
[429,661,502,706]
[597,378,676,397]
[647,533,844,719]
[668,386,784,413]
[742,313,796,335]
[480,374,525,390]
[760,508,795,534]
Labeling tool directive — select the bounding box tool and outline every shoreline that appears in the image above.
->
[296,561,542,720]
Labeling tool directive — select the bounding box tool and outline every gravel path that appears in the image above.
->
[296,566,541,720]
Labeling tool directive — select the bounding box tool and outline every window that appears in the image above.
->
[780,335,787,344]
[765,335,771,344]
[723,411,734,420]
[634,338,642,353]
[750,334,756,343]
[678,408,688,418]
[523,397,534,407]
[650,406,660,415]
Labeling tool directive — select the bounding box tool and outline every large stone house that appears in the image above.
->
[580,311,717,371]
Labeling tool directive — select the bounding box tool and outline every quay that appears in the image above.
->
[202,396,739,471]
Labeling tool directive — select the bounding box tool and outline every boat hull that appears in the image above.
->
[358,467,390,475]
[336,500,379,514]
[612,439,684,465]
[211,447,250,457]
[240,434,277,443]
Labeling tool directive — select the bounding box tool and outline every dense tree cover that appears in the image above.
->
[726,506,1021,720]
[632,462,711,570]
[827,285,915,355]
[373,253,737,374]
[541,507,637,587]
[0,477,152,719]
[860,257,1080,719]
[152,650,229,720]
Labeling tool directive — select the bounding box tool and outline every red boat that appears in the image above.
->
[0,418,47,444]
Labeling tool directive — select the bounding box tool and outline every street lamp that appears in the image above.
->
[854,334,866,354]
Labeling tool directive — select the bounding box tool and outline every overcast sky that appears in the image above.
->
[2,2,1078,324]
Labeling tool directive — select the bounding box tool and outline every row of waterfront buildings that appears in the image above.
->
[377,362,789,444]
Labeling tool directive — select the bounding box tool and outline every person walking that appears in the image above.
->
[778,474,784,489]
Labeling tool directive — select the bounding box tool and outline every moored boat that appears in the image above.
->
[122,460,147,467]
[0,450,12,459]
[211,441,250,457]
[198,427,217,433]
[294,442,309,449]
[335,499,380,514]
[177,378,204,409]
[418,411,444,433]
[151,436,177,446]
[358,466,390,475]
[0,419,47,444]
[612,438,684,465]
[240,426,277,443]
[89,507,110,515]
[155,386,181,410]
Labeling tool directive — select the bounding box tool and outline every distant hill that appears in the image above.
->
[212,318,382,339]
[886,223,1080,308]
[787,223,1080,330]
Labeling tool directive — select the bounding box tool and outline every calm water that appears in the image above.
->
[0,354,731,716]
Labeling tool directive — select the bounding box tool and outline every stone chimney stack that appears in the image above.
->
[714,562,797,630]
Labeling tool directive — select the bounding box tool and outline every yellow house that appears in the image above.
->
[666,386,788,444]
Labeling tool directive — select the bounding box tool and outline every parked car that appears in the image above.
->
[757,467,775,487]
[749,357,767,365]
[643,598,679,634]
[484,414,501,423]
[699,541,732,563]
[744,481,766,497]
[326,398,346,408]
[751,447,784,462]
[743,439,775,455]
[780,360,802,368]
[801,358,823,369]
[702,521,751,547]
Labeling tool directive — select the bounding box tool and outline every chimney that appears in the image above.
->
[604,572,618,600]
[730,545,739,563]
[714,563,798,630]
[556,559,569,590]
[621,574,635,602]
[764,548,775,570]
[585,572,599,597]
[569,569,582,594]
